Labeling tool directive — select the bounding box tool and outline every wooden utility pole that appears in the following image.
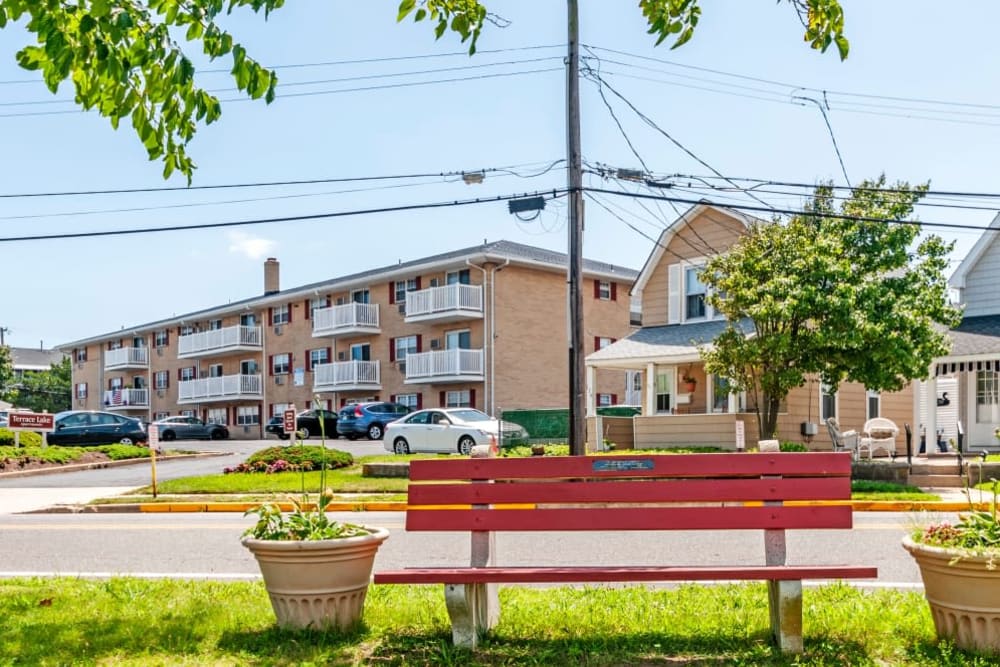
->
[566,0,586,456]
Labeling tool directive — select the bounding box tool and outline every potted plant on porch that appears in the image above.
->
[902,480,1000,654]
[241,408,389,631]
[681,371,697,393]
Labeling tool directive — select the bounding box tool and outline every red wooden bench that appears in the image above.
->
[374,449,876,653]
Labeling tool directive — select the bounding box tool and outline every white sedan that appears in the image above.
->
[383,408,502,455]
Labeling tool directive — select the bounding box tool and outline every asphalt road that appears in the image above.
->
[0,437,388,489]
[0,510,933,586]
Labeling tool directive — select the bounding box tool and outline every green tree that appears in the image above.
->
[0,0,848,181]
[700,177,963,440]
[0,345,12,401]
[13,357,72,413]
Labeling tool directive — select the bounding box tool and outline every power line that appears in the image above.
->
[587,187,1000,233]
[0,159,564,199]
[0,189,568,243]
[654,174,1000,200]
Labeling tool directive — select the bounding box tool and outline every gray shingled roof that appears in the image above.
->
[10,347,67,371]
[61,239,639,348]
[588,318,754,363]
[946,315,1000,357]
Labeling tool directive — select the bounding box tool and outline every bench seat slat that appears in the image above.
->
[374,565,878,585]
[405,505,853,532]
[409,452,852,482]
[408,477,850,506]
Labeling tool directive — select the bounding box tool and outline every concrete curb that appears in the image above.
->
[0,451,227,480]
[32,499,991,514]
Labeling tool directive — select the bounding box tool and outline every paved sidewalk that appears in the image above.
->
[0,487,136,515]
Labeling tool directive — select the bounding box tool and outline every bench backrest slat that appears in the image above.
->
[408,476,850,506]
[405,505,854,532]
[408,452,851,482]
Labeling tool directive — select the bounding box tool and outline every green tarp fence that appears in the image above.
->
[501,406,640,440]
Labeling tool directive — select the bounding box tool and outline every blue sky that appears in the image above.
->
[2,0,999,349]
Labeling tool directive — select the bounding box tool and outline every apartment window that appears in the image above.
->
[109,377,123,390]
[866,389,881,420]
[395,393,419,410]
[206,408,227,425]
[180,409,195,418]
[446,269,470,285]
[394,335,418,361]
[179,367,196,382]
[445,390,472,408]
[597,280,612,300]
[271,304,290,325]
[445,329,471,349]
[154,330,169,347]
[240,313,256,327]
[595,336,615,351]
[208,319,223,330]
[179,325,194,336]
[309,296,328,318]
[208,364,223,378]
[154,371,169,390]
[351,289,370,303]
[132,376,146,389]
[350,344,371,361]
[236,406,259,426]
[308,348,329,370]
[685,266,707,319]
[272,353,290,375]
[75,347,87,362]
[154,411,170,421]
[820,382,837,421]
[241,359,259,375]
[76,383,88,399]
[272,403,292,417]
[108,339,123,350]
[655,372,672,413]
[394,278,418,303]
[597,393,614,407]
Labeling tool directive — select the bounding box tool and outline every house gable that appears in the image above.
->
[951,212,1000,318]
[633,204,752,327]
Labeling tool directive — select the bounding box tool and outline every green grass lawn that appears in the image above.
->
[0,578,993,666]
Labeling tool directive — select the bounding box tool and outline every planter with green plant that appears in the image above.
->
[681,372,697,393]
[241,405,388,631]
[902,480,1000,654]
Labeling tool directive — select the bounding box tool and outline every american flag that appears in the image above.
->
[112,389,122,405]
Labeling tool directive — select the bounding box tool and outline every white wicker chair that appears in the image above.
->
[825,417,861,459]
[861,417,899,459]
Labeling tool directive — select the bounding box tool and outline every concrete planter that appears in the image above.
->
[966,462,1000,487]
[242,527,389,630]
[902,536,1000,654]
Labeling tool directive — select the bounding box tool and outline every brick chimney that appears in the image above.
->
[264,257,280,295]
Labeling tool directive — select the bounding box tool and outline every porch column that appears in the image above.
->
[585,365,597,417]
[925,371,938,453]
[645,362,656,416]
[912,379,922,447]
[728,390,737,414]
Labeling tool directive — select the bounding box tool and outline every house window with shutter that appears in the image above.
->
[308,348,329,371]
[597,393,616,406]
[309,296,328,319]
[180,367,196,382]
[685,266,707,319]
[393,278,418,304]
[76,383,88,399]
[866,389,881,420]
[597,280,612,300]
[595,336,615,351]
[154,371,169,390]
[394,335,418,361]
[75,347,88,362]
[271,304,290,325]
[154,330,169,347]
[820,382,837,421]
[395,393,419,410]
[445,390,472,408]
[236,406,259,426]
[272,353,290,375]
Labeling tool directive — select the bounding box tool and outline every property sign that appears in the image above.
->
[283,407,297,435]
[8,412,55,432]
[735,421,746,451]
[148,424,160,448]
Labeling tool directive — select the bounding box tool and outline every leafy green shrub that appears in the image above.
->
[0,446,84,467]
[0,429,43,448]
[244,446,352,470]
[852,480,927,495]
[97,445,151,460]
[780,441,809,452]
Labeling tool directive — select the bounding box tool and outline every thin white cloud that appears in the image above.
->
[227,231,276,260]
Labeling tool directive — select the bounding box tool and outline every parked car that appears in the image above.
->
[153,416,229,441]
[336,402,410,440]
[48,410,147,446]
[265,409,340,440]
[383,408,508,455]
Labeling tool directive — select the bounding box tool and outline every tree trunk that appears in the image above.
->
[759,394,781,440]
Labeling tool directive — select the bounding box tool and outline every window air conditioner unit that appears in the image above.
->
[77,362,84,369]
[338,351,347,361]
[430,339,441,350]
[398,361,406,373]
[398,303,406,315]
[274,375,284,385]
[336,297,345,305]
[157,390,165,398]
[273,325,283,335]
[429,278,439,287]
[156,347,164,356]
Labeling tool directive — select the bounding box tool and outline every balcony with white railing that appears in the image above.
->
[312,303,380,338]
[102,388,149,409]
[313,360,380,392]
[404,283,483,323]
[404,348,484,384]
[178,373,262,403]
[104,347,149,371]
[177,325,262,359]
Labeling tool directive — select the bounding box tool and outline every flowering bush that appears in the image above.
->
[911,480,1000,566]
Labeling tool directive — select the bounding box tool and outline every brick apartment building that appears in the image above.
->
[60,240,638,438]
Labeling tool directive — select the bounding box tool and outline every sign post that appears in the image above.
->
[283,406,297,439]
[147,423,159,498]
[8,412,56,448]
[735,421,746,452]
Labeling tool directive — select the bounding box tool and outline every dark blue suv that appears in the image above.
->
[336,401,410,440]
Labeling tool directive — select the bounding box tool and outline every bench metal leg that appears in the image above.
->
[767,579,803,653]
[444,583,499,649]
